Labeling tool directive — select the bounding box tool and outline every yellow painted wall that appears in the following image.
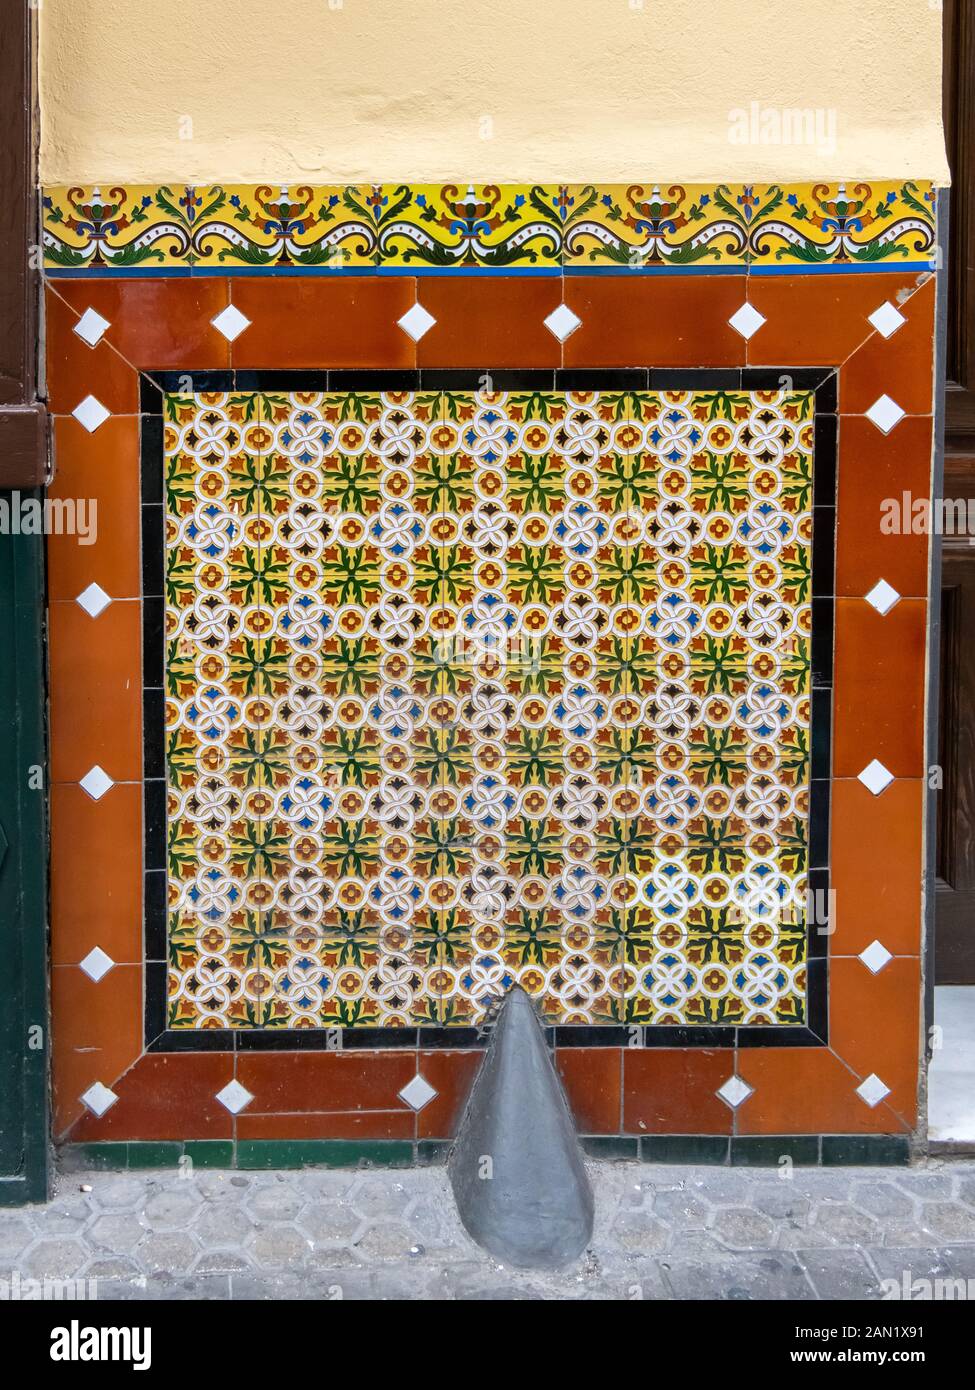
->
[39,0,949,185]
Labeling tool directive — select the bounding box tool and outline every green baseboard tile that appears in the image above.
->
[731,1136,820,1167]
[640,1135,731,1165]
[59,1143,129,1172]
[125,1142,184,1169]
[235,1140,414,1170]
[182,1141,235,1169]
[416,1141,451,1167]
[581,1136,640,1161]
[56,1132,915,1175]
[821,1135,911,1166]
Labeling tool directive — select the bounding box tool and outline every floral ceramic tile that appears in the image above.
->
[43,181,936,273]
[164,386,814,1029]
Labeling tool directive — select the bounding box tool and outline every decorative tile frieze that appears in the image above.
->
[42,181,937,275]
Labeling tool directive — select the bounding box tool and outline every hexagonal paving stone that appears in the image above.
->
[87,1176,147,1211]
[22,1238,88,1280]
[249,1226,312,1268]
[89,1213,147,1254]
[351,1181,412,1221]
[246,1184,305,1224]
[195,1203,255,1246]
[354,1222,422,1262]
[812,1203,881,1244]
[652,1190,710,1226]
[300,1202,364,1245]
[919,1202,975,1241]
[84,1256,144,1281]
[136,1231,200,1275]
[957,1177,975,1210]
[750,1187,812,1222]
[711,1208,776,1250]
[849,1181,915,1221]
[143,1188,203,1229]
[0,1217,35,1261]
[609,1211,669,1254]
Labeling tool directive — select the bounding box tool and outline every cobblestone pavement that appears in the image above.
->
[3,1159,975,1300]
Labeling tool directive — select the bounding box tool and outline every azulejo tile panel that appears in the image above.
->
[43,181,936,273]
[163,385,816,1031]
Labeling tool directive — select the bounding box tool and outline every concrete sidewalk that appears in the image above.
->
[2,1158,975,1300]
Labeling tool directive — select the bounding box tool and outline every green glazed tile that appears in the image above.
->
[821,1135,910,1167]
[182,1141,235,1169]
[236,1140,414,1171]
[730,1136,820,1167]
[640,1135,731,1165]
[580,1137,640,1161]
[125,1142,184,1169]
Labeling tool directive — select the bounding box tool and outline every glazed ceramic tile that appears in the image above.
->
[43,181,937,274]
[162,385,817,1030]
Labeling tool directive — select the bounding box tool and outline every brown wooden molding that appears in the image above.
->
[0,407,47,489]
[0,1,47,486]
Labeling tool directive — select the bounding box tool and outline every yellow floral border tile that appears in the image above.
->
[42,180,937,274]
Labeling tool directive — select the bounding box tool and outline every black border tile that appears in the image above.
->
[813,412,838,507]
[650,368,740,390]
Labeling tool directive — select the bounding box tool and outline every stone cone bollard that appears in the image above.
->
[448,986,595,1269]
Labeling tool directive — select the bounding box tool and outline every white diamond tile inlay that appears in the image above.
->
[728,302,766,340]
[398,1074,438,1112]
[864,579,901,616]
[868,301,907,339]
[73,307,111,347]
[81,1081,118,1117]
[543,303,582,342]
[79,765,114,801]
[211,304,252,342]
[859,940,893,975]
[865,394,906,434]
[856,1073,891,1108]
[397,303,437,341]
[79,946,116,982]
[717,1074,753,1109]
[72,395,111,433]
[216,1079,254,1114]
[858,759,895,796]
[75,582,112,619]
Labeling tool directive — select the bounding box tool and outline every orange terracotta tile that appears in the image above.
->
[236,1110,415,1141]
[230,278,416,369]
[50,782,143,966]
[735,1048,909,1134]
[49,599,143,784]
[839,277,936,416]
[66,1053,235,1143]
[45,286,140,416]
[416,1051,480,1139]
[830,778,924,956]
[415,278,562,367]
[835,416,933,599]
[564,276,747,368]
[830,957,920,1128]
[556,1047,622,1134]
[51,965,143,1137]
[746,273,922,367]
[54,278,231,370]
[237,1051,415,1111]
[47,416,142,601]
[832,598,926,778]
[623,1049,733,1133]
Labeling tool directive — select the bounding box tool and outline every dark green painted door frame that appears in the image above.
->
[0,502,49,1204]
